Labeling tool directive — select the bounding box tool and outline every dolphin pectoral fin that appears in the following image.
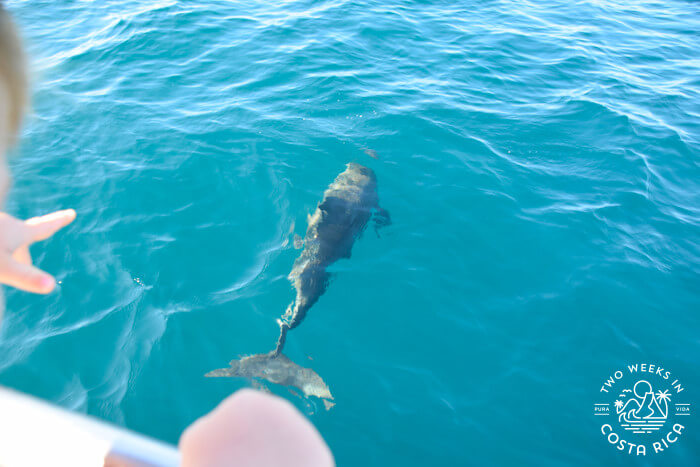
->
[375,207,392,226]
[373,207,391,237]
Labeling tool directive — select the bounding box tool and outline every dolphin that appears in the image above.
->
[207,163,390,406]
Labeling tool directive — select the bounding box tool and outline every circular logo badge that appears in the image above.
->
[594,363,691,456]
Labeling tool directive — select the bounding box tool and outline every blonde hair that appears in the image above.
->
[0,6,27,144]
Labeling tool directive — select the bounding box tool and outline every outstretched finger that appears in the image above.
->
[0,257,55,294]
[25,209,76,243]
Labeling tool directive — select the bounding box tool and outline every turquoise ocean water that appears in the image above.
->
[2,1,699,465]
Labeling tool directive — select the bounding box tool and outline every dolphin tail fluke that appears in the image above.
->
[205,309,334,407]
[205,352,334,407]
[205,367,235,377]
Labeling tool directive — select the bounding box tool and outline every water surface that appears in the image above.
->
[2,0,699,465]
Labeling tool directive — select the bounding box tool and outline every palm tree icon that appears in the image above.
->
[614,400,624,412]
[655,390,671,418]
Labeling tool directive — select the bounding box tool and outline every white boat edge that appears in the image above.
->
[0,386,180,467]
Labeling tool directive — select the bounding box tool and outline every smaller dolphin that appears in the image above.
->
[207,163,390,406]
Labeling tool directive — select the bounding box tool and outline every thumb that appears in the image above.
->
[25,209,76,243]
[0,256,56,294]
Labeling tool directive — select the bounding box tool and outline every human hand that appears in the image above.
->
[0,209,76,294]
[180,389,335,467]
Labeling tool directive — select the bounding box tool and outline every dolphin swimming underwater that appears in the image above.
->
[206,163,390,406]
